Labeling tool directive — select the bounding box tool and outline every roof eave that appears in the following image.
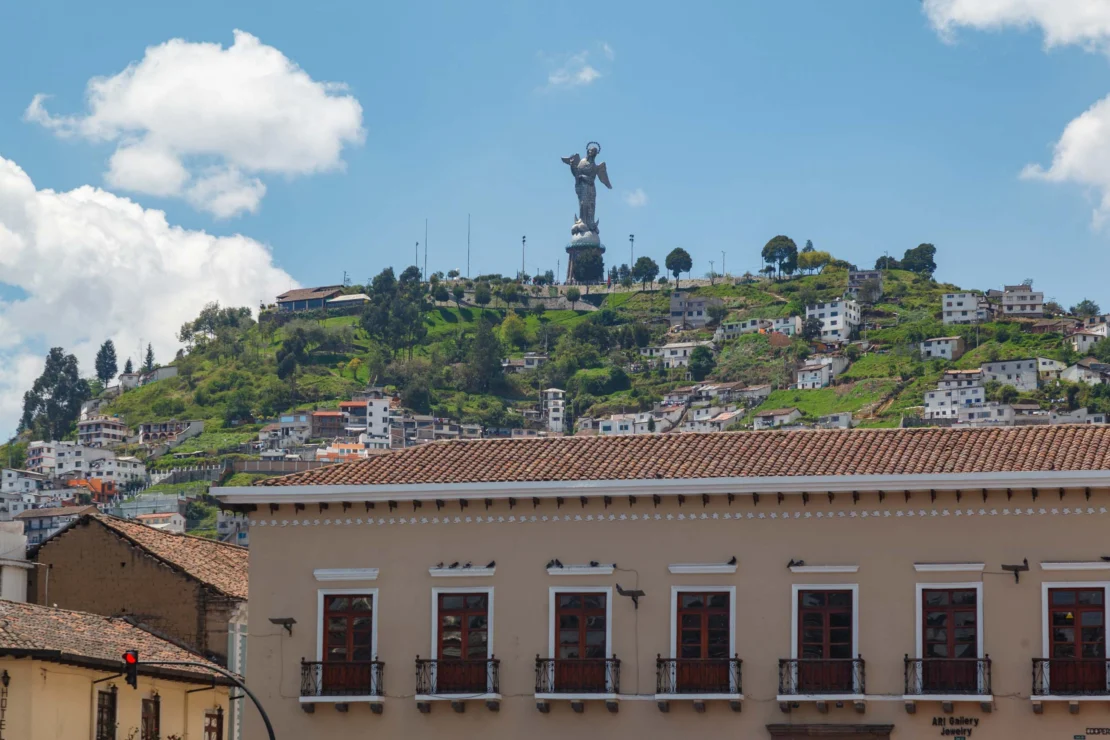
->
[214,469,1110,505]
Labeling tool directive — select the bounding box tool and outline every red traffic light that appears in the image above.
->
[123,650,139,689]
[123,651,138,664]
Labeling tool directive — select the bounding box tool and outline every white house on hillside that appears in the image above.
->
[804,299,860,343]
[1071,330,1104,355]
[920,336,965,361]
[771,316,803,336]
[669,292,721,329]
[941,293,992,325]
[1037,357,1067,381]
[640,341,715,370]
[1001,283,1044,317]
[924,369,985,419]
[753,408,802,430]
[714,318,770,342]
[981,358,1039,392]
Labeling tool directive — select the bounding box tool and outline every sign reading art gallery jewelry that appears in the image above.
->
[932,716,980,736]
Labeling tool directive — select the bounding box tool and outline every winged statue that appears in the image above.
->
[561,141,611,240]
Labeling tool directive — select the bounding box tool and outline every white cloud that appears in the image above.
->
[25,30,364,218]
[924,0,1110,50]
[0,155,296,438]
[1022,94,1110,225]
[602,43,616,61]
[547,51,602,88]
[924,1,1110,225]
[623,188,648,207]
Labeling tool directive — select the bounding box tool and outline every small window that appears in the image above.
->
[96,689,117,740]
[141,697,160,740]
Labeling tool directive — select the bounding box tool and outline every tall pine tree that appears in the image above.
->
[143,343,155,373]
[94,340,118,386]
[123,357,134,374]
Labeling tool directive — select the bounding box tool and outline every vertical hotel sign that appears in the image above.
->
[0,671,9,739]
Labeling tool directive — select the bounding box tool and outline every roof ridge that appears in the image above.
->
[94,513,248,552]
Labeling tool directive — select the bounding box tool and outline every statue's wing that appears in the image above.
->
[597,162,612,189]
[561,153,581,170]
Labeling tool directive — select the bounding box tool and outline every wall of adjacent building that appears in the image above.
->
[241,488,1110,739]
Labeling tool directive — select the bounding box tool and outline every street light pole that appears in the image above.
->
[522,235,526,281]
[722,250,726,278]
[629,234,635,267]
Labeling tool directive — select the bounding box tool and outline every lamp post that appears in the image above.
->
[629,234,635,267]
[522,235,527,281]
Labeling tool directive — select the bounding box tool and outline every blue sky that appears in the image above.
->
[2,1,1110,436]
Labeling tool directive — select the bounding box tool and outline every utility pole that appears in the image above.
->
[522,235,526,281]
[722,250,726,278]
[424,219,428,279]
[629,234,635,267]
[467,214,471,278]
[415,241,419,269]
[709,260,715,285]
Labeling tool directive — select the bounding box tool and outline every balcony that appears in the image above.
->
[778,658,865,713]
[903,657,992,712]
[299,660,384,713]
[415,658,500,712]
[655,656,742,712]
[534,657,620,713]
[1032,658,1110,712]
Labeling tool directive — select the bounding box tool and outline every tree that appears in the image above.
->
[761,236,798,280]
[647,416,656,432]
[433,284,450,303]
[94,340,118,387]
[802,317,823,341]
[20,348,90,440]
[1072,299,1101,318]
[857,278,882,305]
[1043,300,1064,317]
[566,286,581,310]
[123,357,134,374]
[707,303,728,325]
[276,328,308,401]
[665,248,693,290]
[531,301,546,321]
[452,284,465,309]
[901,243,937,276]
[874,255,901,270]
[617,263,631,281]
[802,240,815,253]
[500,312,528,348]
[797,250,832,274]
[143,343,155,373]
[689,346,716,381]
[464,320,504,393]
[447,269,460,279]
[572,248,605,288]
[631,256,660,290]
[473,283,492,312]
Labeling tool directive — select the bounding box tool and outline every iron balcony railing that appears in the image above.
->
[904,656,991,695]
[300,660,384,698]
[415,657,500,695]
[1033,658,1110,696]
[656,656,742,695]
[778,657,865,695]
[535,656,620,695]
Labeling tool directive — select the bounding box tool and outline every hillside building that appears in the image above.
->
[1000,283,1044,317]
[804,299,860,343]
[76,415,130,448]
[669,292,722,329]
[919,336,965,361]
[276,285,344,312]
[941,292,992,324]
[981,358,1039,392]
[924,369,985,419]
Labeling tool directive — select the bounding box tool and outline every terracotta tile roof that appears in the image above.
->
[14,505,97,520]
[312,410,343,417]
[754,408,800,417]
[248,426,1110,488]
[79,515,247,600]
[276,285,343,302]
[0,600,227,681]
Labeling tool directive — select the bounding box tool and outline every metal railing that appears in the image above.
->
[656,656,742,695]
[415,657,500,695]
[535,657,620,694]
[905,656,991,695]
[300,660,384,698]
[1033,658,1110,696]
[778,657,865,695]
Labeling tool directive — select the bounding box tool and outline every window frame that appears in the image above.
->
[95,688,117,740]
[316,587,379,663]
[790,584,859,661]
[1040,581,1110,696]
[140,695,161,740]
[204,708,224,740]
[547,585,613,660]
[915,582,984,661]
[669,586,736,660]
[429,586,495,661]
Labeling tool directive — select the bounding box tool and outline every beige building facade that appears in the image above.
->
[218,427,1110,740]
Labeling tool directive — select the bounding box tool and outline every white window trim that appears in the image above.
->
[668,562,737,575]
[419,586,497,700]
[659,585,740,699]
[1038,581,1110,699]
[316,587,380,664]
[913,563,986,573]
[539,586,614,698]
[547,564,614,576]
[783,584,861,700]
[789,565,859,574]
[428,566,496,577]
[1040,562,1110,572]
[313,568,378,582]
[910,581,988,698]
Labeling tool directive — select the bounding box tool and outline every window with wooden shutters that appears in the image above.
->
[204,709,224,740]
[675,590,732,692]
[436,592,490,693]
[1048,587,1106,693]
[797,589,855,693]
[95,689,117,740]
[322,593,374,693]
[555,591,608,692]
[921,588,979,692]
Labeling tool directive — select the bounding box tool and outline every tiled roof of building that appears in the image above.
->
[0,600,227,682]
[276,285,343,302]
[14,505,97,520]
[63,515,248,600]
[754,408,800,418]
[248,425,1110,489]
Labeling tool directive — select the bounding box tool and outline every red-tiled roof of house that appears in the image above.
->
[14,505,97,520]
[0,600,228,683]
[276,285,344,302]
[42,515,248,600]
[312,410,343,417]
[248,425,1110,489]
[754,408,800,417]
[339,401,366,408]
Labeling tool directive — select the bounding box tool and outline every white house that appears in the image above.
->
[920,336,966,361]
[135,512,186,534]
[753,407,802,430]
[941,293,992,325]
[662,386,697,406]
[1062,358,1110,386]
[795,363,833,390]
[817,412,853,429]
[1051,408,1109,425]
[804,299,860,343]
[669,292,722,329]
[0,469,49,495]
[1070,330,1104,355]
[1037,357,1067,381]
[640,341,715,370]
[957,403,1015,427]
[924,369,985,419]
[598,413,640,436]
[714,318,770,342]
[682,405,739,432]
[771,316,803,336]
[87,455,147,485]
[847,270,883,300]
[1000,283,1044,317]
[542,388,566,434]
[139,365,178,386]
[981,358,1039,392]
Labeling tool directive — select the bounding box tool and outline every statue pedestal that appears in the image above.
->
[565,240,605,284]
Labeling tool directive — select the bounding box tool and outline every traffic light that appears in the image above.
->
[123,650,139,689]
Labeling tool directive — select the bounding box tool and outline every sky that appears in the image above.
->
[3,0,1110,438]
